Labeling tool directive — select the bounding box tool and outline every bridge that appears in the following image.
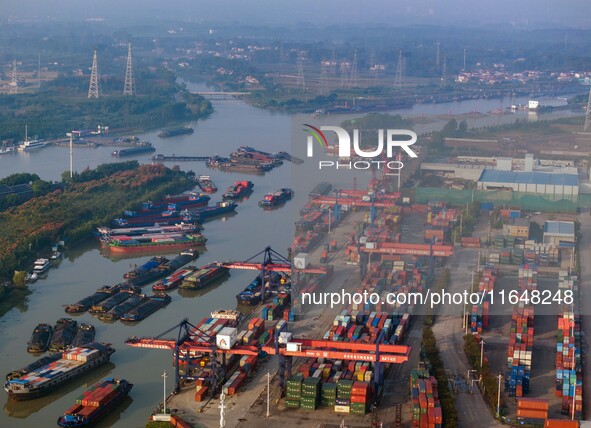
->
[192,91,251,99]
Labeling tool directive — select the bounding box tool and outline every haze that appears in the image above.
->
[3,0,591,28]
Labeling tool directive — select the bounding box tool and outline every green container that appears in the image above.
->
[286,392,301,400]
[285,399,300,408]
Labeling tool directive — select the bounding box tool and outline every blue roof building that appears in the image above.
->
[478,170,578,197]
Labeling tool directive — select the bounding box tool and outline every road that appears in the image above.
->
[432,224,503,427]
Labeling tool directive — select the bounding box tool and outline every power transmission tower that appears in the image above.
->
[463,48,467,71]
[296,52,305,91]
[329,48,337,75]
[319,61,328,96]
[340,61,349,87]
[440,54,447,88]
[123,42,134,95]
[88,50,99,99]
[584,86,591,132]
[349,49,358,87]
[38,54,41,89]
[10,60,18,95]
[369,50,377,86]
[279,41,286,64]
[436,41,440,67]
[394,49,403,90]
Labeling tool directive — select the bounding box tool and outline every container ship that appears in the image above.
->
[186,201,237,222]
[236,272,289,306]
[120,294,171,322]
[157,126,193,138]
[49,319,78,352]
[222,181,254,200]
[196,175,218,194]
[4,343,115,400]
[57,378,133,427]
[105,233,206,254]
[99,295,146,321]
[6,354,61,381]
[111,143,155,157]
[153,268,196,291]
[258,188,292,208]
[72,324,96,347]
[27,324,53,353]
[180,264,230,290]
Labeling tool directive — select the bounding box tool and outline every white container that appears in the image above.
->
[279,332,292,344]
[216,327,237,350]
[286,342,301,352]
[293,253,309,269]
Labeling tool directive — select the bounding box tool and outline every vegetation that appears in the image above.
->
[0,69,212,141]
[422,325,458,427]
[424,268,451,326]
[0,173,55,211]
[451,201,481,242]
[0,163,195,278]
[464,334,504,416]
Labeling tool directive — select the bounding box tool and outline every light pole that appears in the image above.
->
[162,371,167,414]
[480,339,485,382]
[266,372,271,417]
[497,373,502,418]
[328,208,332,234]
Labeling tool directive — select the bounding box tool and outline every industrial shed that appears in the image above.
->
[543,221,575,246]
[477,170,578,197]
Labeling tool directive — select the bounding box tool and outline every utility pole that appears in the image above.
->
[463,48,467,71]
[436,41,440,67]
[394,49,403,90]
[10,60,18,95]
[220,391,226,428]
[584,85,591,132]
[480,339,485,369]
[69,134,73,178]
[440,54,447,88]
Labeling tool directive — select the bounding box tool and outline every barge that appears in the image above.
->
[27,324,53,353]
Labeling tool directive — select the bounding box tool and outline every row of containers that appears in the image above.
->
[488,245,560,266]
[505,264,537,397]
[345,210,402,264]
[555,271,583,419]
[283,310,412,415]
[470,265,497,333]
[410,368,443,428]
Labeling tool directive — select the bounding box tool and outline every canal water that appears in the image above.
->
[0,82,584,428]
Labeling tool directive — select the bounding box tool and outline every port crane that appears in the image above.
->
[126,319,411,401]
[216,246,332,303]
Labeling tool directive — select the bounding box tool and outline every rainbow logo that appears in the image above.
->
[302,124,328,156]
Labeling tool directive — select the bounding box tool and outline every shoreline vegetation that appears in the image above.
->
[0,161,196,315]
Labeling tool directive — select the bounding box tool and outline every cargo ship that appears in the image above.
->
[153,268,196,291]
[120,294,171,322]
[187,201,237,222]
[4,343,115,400]
[27,324,53,353]
[180,264,230,290]
[65,284,132,314]
[222,181,254,200]
[196,175,218,194]
[157,126,193,138]
[106,233,206,254]
[258,188,292,208]
[49,319,78,352]
[99,295,145,321]
[207,156,273,173]
[89,291,133,314]
[236,272,288,306]
[72,324,96,347]
[57,378,133,427]
[111,143,155,157]
[96,223,200,238]
[132,193,210,214]
[123,256,169,286]
[6,354,61,381]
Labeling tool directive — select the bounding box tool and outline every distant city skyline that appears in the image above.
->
[2,0,590,28]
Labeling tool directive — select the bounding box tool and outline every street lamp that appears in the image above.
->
[480,339,485,369]
[496,373,503,418]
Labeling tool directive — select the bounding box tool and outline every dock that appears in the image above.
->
[152,154,210,162]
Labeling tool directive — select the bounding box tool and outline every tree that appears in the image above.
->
[12,271,27,288]
[458,120,468,135]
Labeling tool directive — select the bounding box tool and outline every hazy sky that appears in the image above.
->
[3,0,590,28]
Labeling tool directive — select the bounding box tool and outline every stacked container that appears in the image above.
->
[410,369,442,428]
[516,397,548,420]
[301,377,320,410]
[286,374,303,408]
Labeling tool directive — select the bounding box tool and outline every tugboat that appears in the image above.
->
[258,188,292,208]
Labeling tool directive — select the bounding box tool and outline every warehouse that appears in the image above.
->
[543,221,576,246]
[477,170,579,197]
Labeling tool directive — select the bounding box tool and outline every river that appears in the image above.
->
[0,81,584,428]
